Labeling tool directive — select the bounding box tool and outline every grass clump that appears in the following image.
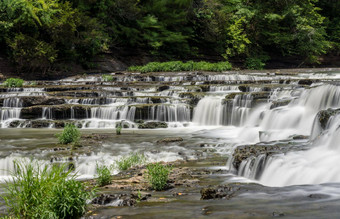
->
[96,164,112,187]
[102,74,115,82]
[56,123,81,145]
[145,163,172,191]
[2,160,94,218]
[116,153,146,171]
[3,78,24,88]
[128,61,232,73]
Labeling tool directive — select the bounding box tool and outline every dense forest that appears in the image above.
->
[0,0,339,76]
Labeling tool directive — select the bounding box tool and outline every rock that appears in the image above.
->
[298,79,319,86]
[270,99,291,109]
[292,135,309,140]
[316,108,340,129]
[138,122,168,129]
[158,85,170,92]
[91,193,150,206]
[157,137,183,144]
[200,185,241,200]
[272,212,285,217]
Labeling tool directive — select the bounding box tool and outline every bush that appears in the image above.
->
[244,57,266,70]
[56,124,81,145]
[145,163,171,191]
[128,61,232,73]
[2,160,93,218]
[116,153,146,171]
[102,74,114,82]
[96,164,112,187]
[3,78,24,88]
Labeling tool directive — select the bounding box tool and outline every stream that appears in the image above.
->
[1,68,340,218]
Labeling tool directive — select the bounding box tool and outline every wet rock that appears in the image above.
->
[308,194,329,199]
[270,99,291,109]
[158,85,170,92]
[20,96,65,107]
[272,212,285,217]
[291,135,309,140]
[298,79,319,86]
[9,120,21,128]
[157,137,183,144]
[179,92,205,105]
[91,193,151,207]
[200,185,241,200]
[316,108,340,129]
[20,105,91,120]
[138,122,168,129]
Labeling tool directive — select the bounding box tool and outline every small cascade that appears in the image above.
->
[149,104,191,122]
[0,97,23,127]
[193,97,223,125]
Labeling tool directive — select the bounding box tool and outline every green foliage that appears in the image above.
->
[102,74,114,82]
[2,160,93,218]
[96,164,112,187]
[245,57,267,70]
[116,153,146,171]
[145,163,171,191]
[3,78,24,87]
[56,124,81,145]
[128,61,232,73]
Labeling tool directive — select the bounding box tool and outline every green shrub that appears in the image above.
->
[128,61,232,73]
[145,163,171,191]
[56,124,81,145]
[96,164,112,187]
[116,123,122,135]
[2,160,93,218]
[102,74,115,82]
[116,153,146,171]
[3,78,24,88]
[244,57,266,70]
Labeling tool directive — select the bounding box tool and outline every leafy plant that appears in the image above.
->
[96,164,112,187]
[145,163,171,191]
[2,160,93,218]
[56,123,81,145]
[102,74,115,82]
[244,57,266,70]
[116,122,122,135]
[3,78,24,88]
[116,153,146,171]
[128,61,232,73]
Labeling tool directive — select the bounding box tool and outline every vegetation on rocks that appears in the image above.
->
[145,163,172,191]
[116,153,147,172]
[96,164,112,187]
[56,123,81,144]
[3,78,24,88]
[128,61,232,73]
[2,160,93,218]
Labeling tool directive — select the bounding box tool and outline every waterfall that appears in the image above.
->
[236,85,340,186]
[193,97,223,125]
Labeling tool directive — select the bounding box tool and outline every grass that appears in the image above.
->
[116,123,122,135]
[145,163,172,191]
[116,153,146,171]
[96,164,112,187]
[2,160,94,218]
[3,78,24,88]
[102,74,115,82]
[56,123,81,145]
[128,61,232,73]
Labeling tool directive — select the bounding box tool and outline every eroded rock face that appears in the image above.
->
[316,108,340,129]
[91,193,151,206]
[157,137,183,144]
[138,122,168,129]
[201,184,241,200]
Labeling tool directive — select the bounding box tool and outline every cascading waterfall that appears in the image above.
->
[193,96,224,125]
[236,84,340,186]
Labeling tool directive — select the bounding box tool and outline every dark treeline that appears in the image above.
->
[0,0,339,75]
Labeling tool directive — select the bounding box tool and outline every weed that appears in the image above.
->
[96,164,112,187]
[145,163,171,191]
[116,153,146,171]
[3,78,24,88]
[56,123,81,145]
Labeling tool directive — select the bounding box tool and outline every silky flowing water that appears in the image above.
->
[1,69,340,217]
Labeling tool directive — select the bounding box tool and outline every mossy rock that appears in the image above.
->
[138,122,168,129]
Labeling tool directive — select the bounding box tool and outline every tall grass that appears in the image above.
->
[2,160,93,218]
[116,153,146,171]
[56,123,81,145]
[128,61,232,73]
[96,164,112,187]
[145,163,172,191]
